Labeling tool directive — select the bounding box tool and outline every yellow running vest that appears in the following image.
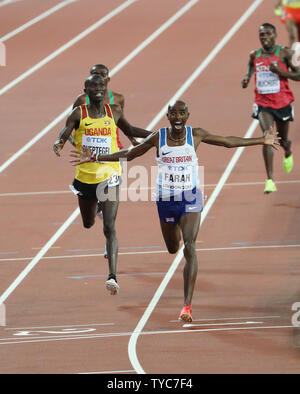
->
[73,104,121,184]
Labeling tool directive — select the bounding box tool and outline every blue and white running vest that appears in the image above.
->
[156,126,200,199]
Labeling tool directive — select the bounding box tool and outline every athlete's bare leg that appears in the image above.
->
[179,212,201,306]
[159,220,181,254]
[258,111,275,180]
[77,196,98,228]
[98,185,120,278]
[275,119,292,158]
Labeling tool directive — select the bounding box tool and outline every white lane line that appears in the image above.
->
[0,0,22,7]
[1,243,300,263]
[127,0,264,375]
[0,0,198,174]
[4,323,114,330]
[183,321,264,328]
[0,0,77,42]
[170,315,281,323]
[0,208,80,305]
[0,0,137,97]
[0,324,296,346]
[1,179,300,197]
[78,370,135,374]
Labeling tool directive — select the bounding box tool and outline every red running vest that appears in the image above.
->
[254,45,294,109]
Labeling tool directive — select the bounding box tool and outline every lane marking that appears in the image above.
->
[0,208,80,305]
[0,0,77,42]
[170,315,281,323]
[0,179,300,197]
[1,243,300,263]
[182,321,264,328]
[128,0,264,374]
[4,323,115,330]
[0,324,296,346]
[0,0,22,7]
[78,370,135,374]
[0,0,137,97]
[0,0,198,174]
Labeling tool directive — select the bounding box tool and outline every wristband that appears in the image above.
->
[90,154,97,162]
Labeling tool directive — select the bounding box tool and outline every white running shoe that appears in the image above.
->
[106,278,119,295]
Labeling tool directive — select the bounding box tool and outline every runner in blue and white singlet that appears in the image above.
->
[72,100,280,323]
[155,126,203,223]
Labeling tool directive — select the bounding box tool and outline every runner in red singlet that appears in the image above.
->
[241,23,300,193]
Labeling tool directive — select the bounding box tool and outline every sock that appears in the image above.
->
[108,273,117,282]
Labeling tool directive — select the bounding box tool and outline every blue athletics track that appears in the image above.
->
[0,0,300,377]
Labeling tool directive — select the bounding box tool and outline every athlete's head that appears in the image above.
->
[84,74,106,102]
[167,100,189,134]
[259,23,277,50]
[90,64,110,86]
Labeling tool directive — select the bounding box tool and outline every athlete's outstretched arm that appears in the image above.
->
[193,127,280,149]
[53,107,80,156]
[70,132,158,165]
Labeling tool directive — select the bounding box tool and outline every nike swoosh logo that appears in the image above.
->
[282,116,290,121]
[162,151,172,156]
[256,62,264,66]
[85,122,94,126]
[187,206,198,210]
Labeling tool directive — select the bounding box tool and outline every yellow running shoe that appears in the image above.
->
[283,154,293,173]
[274,6,282,16]
[264,179,277,194]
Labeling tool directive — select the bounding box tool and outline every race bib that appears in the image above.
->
[107,172,119,187]
[161,164,194,192]
[256,71,280,94]
[82,135,111,157]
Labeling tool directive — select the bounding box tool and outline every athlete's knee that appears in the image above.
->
[103,220,116,238]
[166,242,180,254]
[183,240,196,256]
[83,218,95,229]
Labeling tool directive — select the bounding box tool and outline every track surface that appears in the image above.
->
[0,0,300,375]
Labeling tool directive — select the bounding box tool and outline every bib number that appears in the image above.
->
[256,71,280,94]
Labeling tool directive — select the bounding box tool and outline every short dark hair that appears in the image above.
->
[168,100,188,112]
[260,23,276,34]
[84,74,104,88]
[90,64,109,74]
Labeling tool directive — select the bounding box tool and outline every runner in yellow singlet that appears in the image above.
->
[53,74,151,296]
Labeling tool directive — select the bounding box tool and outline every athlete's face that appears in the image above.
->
[84,76,106,102]
[167,102,189,133]
[90,67,110,86]
[259,26,276,50]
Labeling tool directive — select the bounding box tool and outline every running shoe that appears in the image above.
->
[106,278,119,295]
[264,179,277,194]
[283,154,293,174]
[178,304,192,323]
